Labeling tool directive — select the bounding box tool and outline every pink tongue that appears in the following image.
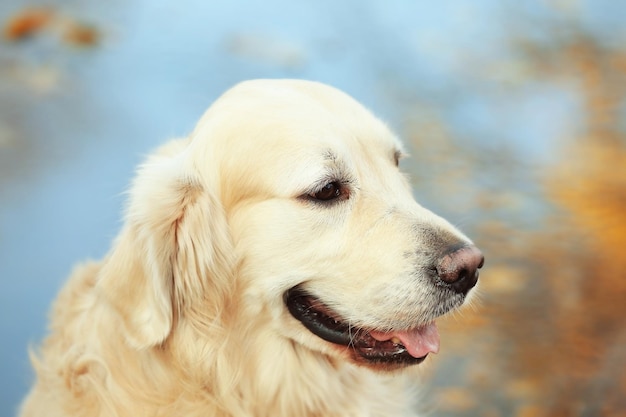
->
[369,322,440,358]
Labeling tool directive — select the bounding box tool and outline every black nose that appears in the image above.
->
[435,245,484,294]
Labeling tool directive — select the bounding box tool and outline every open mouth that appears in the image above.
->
[285,288,440,367]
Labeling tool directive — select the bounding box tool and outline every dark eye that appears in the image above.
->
[393,150,402,167]
[310,181,342,201]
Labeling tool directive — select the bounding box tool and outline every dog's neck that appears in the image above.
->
[153,311,420,416]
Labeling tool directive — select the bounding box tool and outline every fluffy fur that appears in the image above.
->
[20,79,478,417]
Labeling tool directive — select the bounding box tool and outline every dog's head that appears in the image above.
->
[98,79,483,371]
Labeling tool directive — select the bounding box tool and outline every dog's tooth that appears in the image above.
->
[391,337,401,345]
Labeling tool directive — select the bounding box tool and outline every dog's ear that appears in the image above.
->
[97,140,234,349]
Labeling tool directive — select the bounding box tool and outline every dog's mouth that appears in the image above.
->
[285,288,440,367]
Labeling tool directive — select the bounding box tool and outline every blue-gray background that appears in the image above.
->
[1,1,625,416]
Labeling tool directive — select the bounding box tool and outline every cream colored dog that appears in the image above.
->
[20,79,484,417]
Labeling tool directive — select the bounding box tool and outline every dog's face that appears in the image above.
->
[101,79,483,372]
[187,80,483,370]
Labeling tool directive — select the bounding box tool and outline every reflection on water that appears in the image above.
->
[1,1,625,416]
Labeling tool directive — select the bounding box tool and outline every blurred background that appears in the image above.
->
[1,1,625,416]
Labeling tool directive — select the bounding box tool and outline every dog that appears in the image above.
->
[20,79,484,417]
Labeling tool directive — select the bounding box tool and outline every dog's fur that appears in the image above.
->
[20,79,478,417]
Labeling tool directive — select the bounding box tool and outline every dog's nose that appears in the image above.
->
[435,245,484,294]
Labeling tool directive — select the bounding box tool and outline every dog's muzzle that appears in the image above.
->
[284,244,484,369]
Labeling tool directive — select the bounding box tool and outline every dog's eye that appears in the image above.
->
[393,150,403,167]
[311,182,342,201]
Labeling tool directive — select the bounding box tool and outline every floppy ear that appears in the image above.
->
[97,140,234,349]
